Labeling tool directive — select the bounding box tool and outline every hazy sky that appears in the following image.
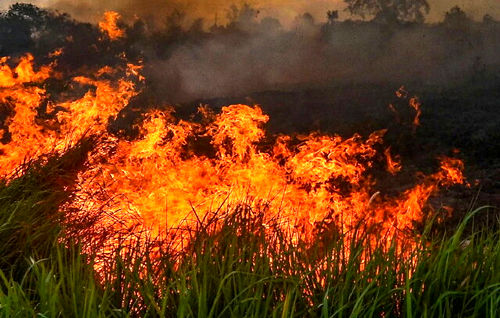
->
[0,0,498,24]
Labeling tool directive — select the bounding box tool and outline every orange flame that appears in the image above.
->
[0,54,50,87]
[99,11,125,40]
[394,86,422,132]
[69,104,464,263]
[409,97,422,129]
[385,147,402,175]
[0,54,466,269]
[0,54,139,177]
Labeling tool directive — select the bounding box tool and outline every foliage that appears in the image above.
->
[0,3,498,317]
[344,0,430,23]
[443,6,471,30]
[0,140,90,280]
[0,149,498,316]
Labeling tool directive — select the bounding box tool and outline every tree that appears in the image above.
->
[327,10,339,25]
[0,3,84,56]
[344,0,430,24]
[226,4,260,32]
[443,6,469,29]
[0,3,48,53]
[482,14,497,25]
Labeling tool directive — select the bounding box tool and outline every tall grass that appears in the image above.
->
[0,140,92,279]
[0,146,498,317]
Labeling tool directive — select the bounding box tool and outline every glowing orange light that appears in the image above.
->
[99,11,125,40]
[0,54,466,271]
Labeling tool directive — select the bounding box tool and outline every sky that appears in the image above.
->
[0,0,498,25]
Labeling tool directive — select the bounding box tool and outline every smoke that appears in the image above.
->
[29,0,345,26]
[139,13,500,103]
[0,1,499,104]
[1,0,499,24]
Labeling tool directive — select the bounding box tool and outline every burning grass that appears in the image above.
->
[0,45,498,316]
[0,153,497,316]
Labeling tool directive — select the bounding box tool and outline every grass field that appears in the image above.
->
[0,145,498,318]
[0,3,499,316]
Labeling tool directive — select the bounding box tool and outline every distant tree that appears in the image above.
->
[163,9,185,34]
[321,10,339,38]
[0,3,82,56]
[226,4,259,31]
[151,10,187,58]
[344,0,430,24]
[0,3,132,70]
[327,10,339,25]
[260,17,281,33]
[443,6,470,29]
[293,13,316,38]
[294,12,315,27]
[482,14,497,25]
[0,3,48,53]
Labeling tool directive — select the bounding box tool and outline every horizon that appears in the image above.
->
[0,0,498,26]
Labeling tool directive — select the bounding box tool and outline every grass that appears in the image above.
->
[0,146,498,317]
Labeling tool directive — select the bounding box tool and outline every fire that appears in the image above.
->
[409,97,422,129]
[99,11,125,40]
[0,54,50,87]
[0,54,465,269]
[0,54,139,177]
[385,147,402,175]
[71,105,464,260]
[394,86,422,132]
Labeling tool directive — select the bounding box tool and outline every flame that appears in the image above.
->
[437,156,465,186]
[393,157,464,230]
[393,86,422,132]
[69,105,464,262]
[0,54,139,177]
[49,48,64,58]
[0,54,50,87]
[99,11,125,40]
[395,86,408,98]
[409,97,422,129]
[385,147,402,175]
[0,54,466,270]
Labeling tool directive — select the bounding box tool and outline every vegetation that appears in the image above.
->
[0,2,498,317]
[0,147,498,317]
[344,0,430,23]
[1,2,499,104]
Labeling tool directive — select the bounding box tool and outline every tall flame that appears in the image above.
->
[0,54,465,268]
[0,54,139,177]
[70,104,463,260]
[385,147,402,175]
[99,11,125,40]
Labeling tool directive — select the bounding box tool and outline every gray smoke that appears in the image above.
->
[1,1,498,104]
[138,11,499,103]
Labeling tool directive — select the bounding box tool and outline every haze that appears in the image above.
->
[0,0,498,24]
